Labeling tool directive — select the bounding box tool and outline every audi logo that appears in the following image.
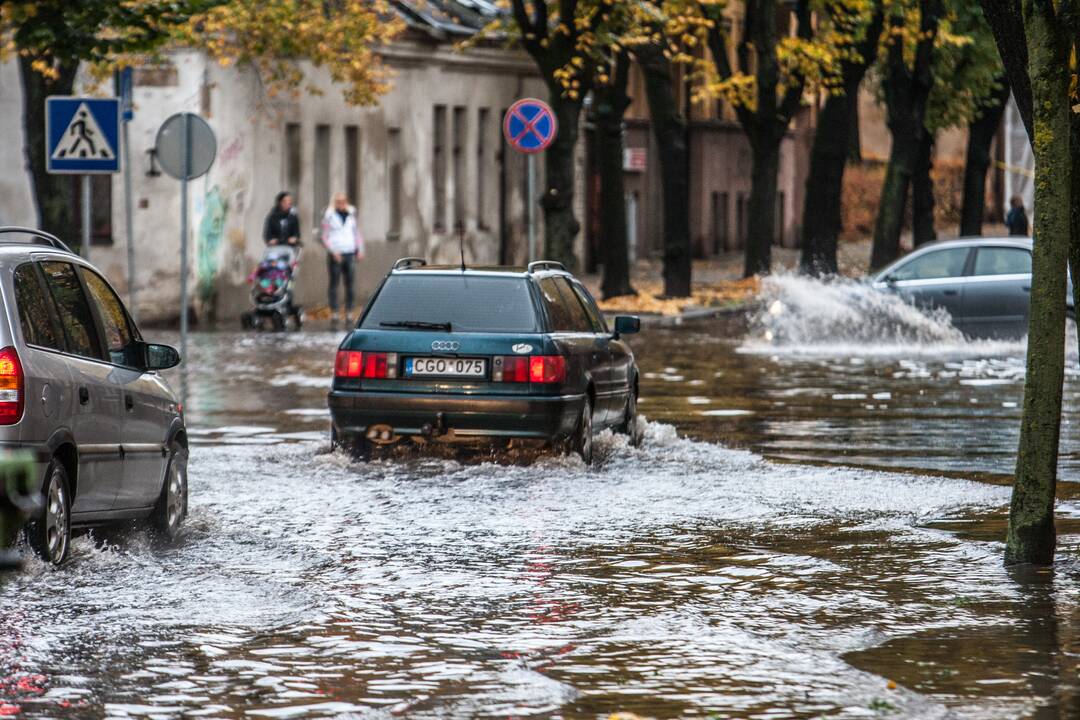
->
[431,340,460,352]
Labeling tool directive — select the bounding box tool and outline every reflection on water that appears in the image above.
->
[2,307,1080,718]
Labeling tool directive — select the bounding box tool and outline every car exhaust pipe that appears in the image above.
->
[366,424,399,445]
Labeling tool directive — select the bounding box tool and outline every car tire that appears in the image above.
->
[619,389,643,448]
[571,397,594,466]
[25,459,72,566]
[150,442,188,540]
[332,426,371,460]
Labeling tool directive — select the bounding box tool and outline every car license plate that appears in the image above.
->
[406,357,486,378]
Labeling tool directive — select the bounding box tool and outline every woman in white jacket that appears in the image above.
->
[321,192,365,324]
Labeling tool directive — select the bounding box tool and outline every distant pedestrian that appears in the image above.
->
[1006,195,1030,237]
[263,191,301,246]
[321,192,365,324]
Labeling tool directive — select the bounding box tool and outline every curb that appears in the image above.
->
[603,300,759,328]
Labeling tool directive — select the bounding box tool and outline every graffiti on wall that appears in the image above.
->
[197,186,227,301]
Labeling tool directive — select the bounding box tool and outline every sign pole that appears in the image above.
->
[179,114,191,372]
[80,175,91,261]
[527,154,536,263]
[120,72,137,321]
[503,98,556,264]
[152,109,216,398]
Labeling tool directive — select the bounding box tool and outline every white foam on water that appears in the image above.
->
[740,275,1029,358]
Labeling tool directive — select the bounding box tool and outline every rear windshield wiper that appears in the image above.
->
[379,320,452,331]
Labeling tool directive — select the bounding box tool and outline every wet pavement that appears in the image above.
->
[4,276,1080,718]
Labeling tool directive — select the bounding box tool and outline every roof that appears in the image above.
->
[390,0,504,39]
[391,266,531,278]
[908,236,1034,253]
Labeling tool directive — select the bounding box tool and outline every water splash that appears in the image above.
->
[740,275,1025,357]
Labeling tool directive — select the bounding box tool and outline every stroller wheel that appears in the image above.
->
[240,312,255,330]
[271,312,286,332]
[291,306,304,330]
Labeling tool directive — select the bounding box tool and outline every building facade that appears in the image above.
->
[0,8,551,324]
[0,0,822,324]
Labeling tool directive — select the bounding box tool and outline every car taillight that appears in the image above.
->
[334,350,397,379]
[492,356,529,383]
[530,355,566,383]
[0,347,24,424]
[494,355,565,384]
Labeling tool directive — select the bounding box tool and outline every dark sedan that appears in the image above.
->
[873,237,1074,338]
[328,259,642,464]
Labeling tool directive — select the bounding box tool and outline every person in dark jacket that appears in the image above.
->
[1005,195,1030,237]
[263,191,301,245]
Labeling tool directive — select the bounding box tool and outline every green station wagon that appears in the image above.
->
[328,259,642,464]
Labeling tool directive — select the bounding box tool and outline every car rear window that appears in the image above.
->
[974,247,1031,276]
[361,275,539,333]
[13,264,63,351]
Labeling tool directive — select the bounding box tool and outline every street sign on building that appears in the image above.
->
[46,97,121,174]
[503,98,558,154]
[623,147,647,172]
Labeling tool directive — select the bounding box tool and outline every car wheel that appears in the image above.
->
[151,442,188,540]
[571,397,594,466]
[332,426,371,460]
[620,389,643,448]
[25,460,71,566]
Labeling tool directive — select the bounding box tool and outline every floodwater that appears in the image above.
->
[3,275,1080,719]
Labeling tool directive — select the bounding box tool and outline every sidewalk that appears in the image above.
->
[583,226,1005,321]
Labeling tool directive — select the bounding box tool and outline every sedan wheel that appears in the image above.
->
[151,443,188,540]
[621,390,643,448]
[26,461,71,566]
[572,398,594,466]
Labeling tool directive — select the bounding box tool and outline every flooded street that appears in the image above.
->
[5,277,1080,719]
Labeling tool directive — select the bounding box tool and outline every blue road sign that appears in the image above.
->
[119,68,134,121]
[46,97,121,174]
[503,98,557,154]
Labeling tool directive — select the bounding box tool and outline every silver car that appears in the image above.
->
[0,227,186,565]
[873,237,1074,338]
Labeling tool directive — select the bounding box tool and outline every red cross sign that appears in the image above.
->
[503,98,558,154]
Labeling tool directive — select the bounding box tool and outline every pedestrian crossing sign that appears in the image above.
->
[46,97,121,174]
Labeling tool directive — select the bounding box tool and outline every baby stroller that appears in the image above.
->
[241,245,303,331]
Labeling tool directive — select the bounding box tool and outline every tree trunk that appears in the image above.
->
[745,135,781,277]
[960,81,1010,237]
[1004,2,1070,566]
[912,129,937,246]
[847,93,863,164]
[869,1,940,271]
[19,57,79,244]
[595,55,635,299]
[541,91,583,271]
[870,133,917,269]
[637,41,691,297]
[799,93,850,275]
[799,6,883,275]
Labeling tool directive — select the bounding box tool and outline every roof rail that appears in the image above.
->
[0,226,74,254]
[393,257,428,270]
[527,260,567,274]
